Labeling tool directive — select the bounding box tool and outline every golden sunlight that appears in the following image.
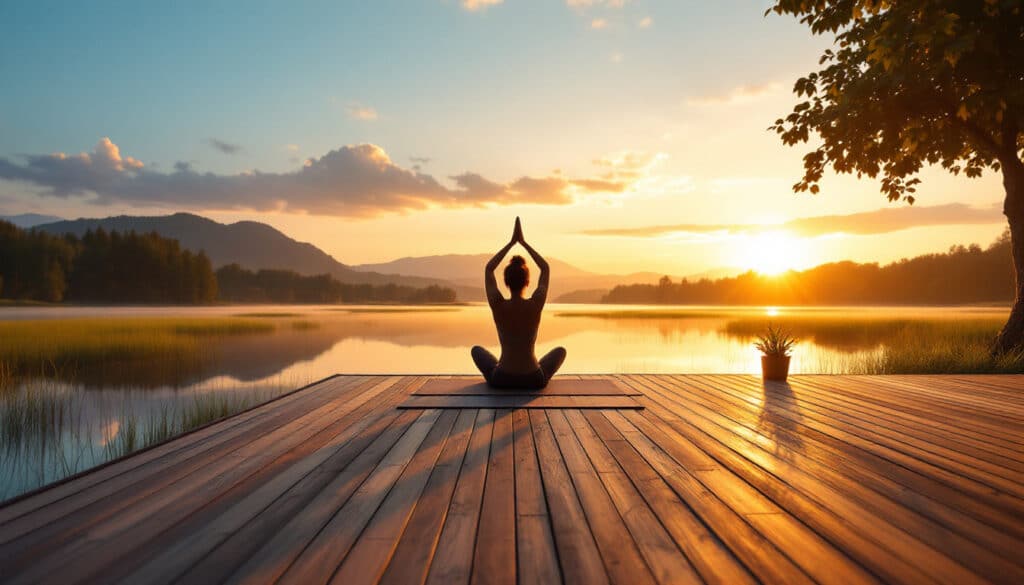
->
[739,231,808,275]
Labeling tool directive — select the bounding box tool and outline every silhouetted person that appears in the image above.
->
[472,217,566,389]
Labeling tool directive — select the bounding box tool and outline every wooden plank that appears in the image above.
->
[399,395,641,409]
[547,409,658,585]
[0,375,368,542]
[2,376,395,584]
[560,410,709,585]
[470,409,517,585]
[378,409,478,585]
[681,375,1024,512]
[329,409,460,585]
[224,407,426,585]
[565,409,749,585]
[786,376,1024,465]
[275,409,444,585]
[0,374,351,527]
[679,375,1024,555]
[511,409,561,585]
[528,409,610,585]
[121,382,412,585]
[632,375,989,585]
[114,376,419,585]
[584,409,829,585]
[425,409,495,585]
[676,375,1024,578]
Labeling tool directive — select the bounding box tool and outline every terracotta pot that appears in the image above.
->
[761,354,791,382]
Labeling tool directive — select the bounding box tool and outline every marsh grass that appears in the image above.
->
[1,377,293,500]
[555,309,732,319]
[733,315,1024,374]
[290,320,320,330]
[0,317,275,384]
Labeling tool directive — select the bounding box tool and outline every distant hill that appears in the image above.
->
[34,213,468,293]
[353,254,668,301]
[1,213,63,228]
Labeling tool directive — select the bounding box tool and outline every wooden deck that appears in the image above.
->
[1,374,1022,585]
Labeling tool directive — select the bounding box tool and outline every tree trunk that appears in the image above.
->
[993,160,1024,354]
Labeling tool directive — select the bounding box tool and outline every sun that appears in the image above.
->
[740,231,807,276]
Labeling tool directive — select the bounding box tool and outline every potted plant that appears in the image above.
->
[754,323,797,382]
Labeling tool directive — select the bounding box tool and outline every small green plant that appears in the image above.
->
[754,323,798,356]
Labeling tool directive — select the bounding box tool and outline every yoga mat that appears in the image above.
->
[413,378,640,396]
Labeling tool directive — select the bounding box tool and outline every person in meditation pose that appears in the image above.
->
[471,217,567,389]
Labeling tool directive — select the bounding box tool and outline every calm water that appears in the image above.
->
[0,303,1009,499]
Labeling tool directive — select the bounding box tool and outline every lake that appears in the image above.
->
[0,303,1013,499]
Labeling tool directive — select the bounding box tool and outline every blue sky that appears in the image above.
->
[0,1,1007,274]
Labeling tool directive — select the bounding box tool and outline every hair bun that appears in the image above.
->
[510,255,526,267]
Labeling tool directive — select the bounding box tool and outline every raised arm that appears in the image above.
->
[519,236,549,305]
[485,239,515,306]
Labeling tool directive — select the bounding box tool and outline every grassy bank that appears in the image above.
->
[0,317,276,385]
[725,315,1023,374]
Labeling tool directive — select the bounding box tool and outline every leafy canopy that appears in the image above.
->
[768,0,1024,203]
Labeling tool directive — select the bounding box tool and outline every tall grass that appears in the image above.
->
[0,318,273,373]
[1,377,294,501]
[0,317,276,388]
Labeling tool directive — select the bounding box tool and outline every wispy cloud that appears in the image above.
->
[206,138,243,155]
[346,103,378,121]
[567,0,627,7]
[638,16,652,28]
[462,0,503,11]
[0,138,634,217]
[609,51,623,63]
[687,82,783,106]
[581,203,1005,238]
[590,18,608,29]
[285,144,300,152]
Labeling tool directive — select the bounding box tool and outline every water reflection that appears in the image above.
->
[1,303,1010,390]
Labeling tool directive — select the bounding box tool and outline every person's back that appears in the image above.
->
[471,218,566,389]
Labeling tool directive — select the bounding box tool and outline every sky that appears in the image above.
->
[0,0,1009,277]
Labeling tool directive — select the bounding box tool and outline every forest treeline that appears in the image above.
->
[216,264,457,304]
[603,230,1014,305]
[0,221,217,303]
[0,220,456,304]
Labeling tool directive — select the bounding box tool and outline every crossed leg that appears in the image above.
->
[472,345,566,385]
[539,346,567,383]
[471,345,498,382]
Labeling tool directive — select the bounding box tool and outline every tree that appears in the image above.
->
[768,0,1024,352]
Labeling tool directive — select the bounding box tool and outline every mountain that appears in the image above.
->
[1,213,63,228]
[34,213,469,293]
[353,254,668,301]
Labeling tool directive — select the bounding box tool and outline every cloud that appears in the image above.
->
[593,150,666,179]
[0,138,632,217]
[462,0,503,10]
[687,82,783,106]
[638,16,652,28]
[609,52,623,63]
[591,18,608,29]
[346,103,378,120]
[206,138,243,155]
[581,203,1005,238]
[567,0,627,7]
[285,144,300,152]
[410,156,432,165]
